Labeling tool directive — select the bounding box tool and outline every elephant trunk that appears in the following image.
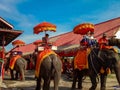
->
[114,61,120,86]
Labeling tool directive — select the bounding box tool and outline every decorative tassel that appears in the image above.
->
[100,67,105,74]
[113,48,118,53]
[106,68,111,74]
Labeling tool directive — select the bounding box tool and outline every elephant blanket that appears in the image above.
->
[35,49,56,78]
[9,55,21,70]
[74,48,91,70]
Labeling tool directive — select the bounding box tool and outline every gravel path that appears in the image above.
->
[0,70,120,90]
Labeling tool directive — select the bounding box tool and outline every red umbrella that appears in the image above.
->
[12,40,25,47]
[73,23,94,35]
[33,22,56,34]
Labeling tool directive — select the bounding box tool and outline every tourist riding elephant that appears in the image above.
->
[5,54,27,81]
[34,50,62,90]
[72,48,120,90]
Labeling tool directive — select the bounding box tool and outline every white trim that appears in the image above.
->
[115,28,120,39]
[0,17,14,29]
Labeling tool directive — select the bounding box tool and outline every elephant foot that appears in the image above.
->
[20,75,22,80]
[89,87,96,90]
[35,87,40,90]
[21,78,25,81]
[89,88,95,90]
[71,86,76,90]
[15,77,19,80]
[78,86,82,90]
[21,79,25,81]
[10,77,15,80]
[72,86,75,89]
[71,88,75,90]
[19,75,25,81]
[72,83,76,89]
[100,87,106,90]
[15,78,18,80]
[10,78,14,80]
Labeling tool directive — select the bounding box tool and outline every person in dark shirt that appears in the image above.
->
[42,33,52,49]
[42,33,49,45]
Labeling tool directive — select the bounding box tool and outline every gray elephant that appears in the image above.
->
[5,54,27,81]
[34,53,62,90]
[72,48,120,90]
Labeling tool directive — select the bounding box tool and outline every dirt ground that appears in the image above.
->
[0,70,120,90]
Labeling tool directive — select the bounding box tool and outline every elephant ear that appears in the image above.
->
[109,38,120,47]
[108,38,117,46]
[117,39,120,48]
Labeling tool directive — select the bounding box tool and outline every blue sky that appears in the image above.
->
[0,0,120,51]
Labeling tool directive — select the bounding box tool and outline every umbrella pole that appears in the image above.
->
[45,31,46,35]
[2,36,5,80]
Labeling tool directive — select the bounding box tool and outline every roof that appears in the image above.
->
[0,29,23,46]
[50,17,120,47]
[14,43,36,55]
[10,17,120,56]
[10,40,42,55]
[0,17,14,29]
[0,17,23,46]
[94,17,120,39]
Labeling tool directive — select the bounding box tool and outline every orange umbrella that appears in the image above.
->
[12,40,25,47]
[73,23,94,35]
[33,40,42,46]
[33,22,56,34]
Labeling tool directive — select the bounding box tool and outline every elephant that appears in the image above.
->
[34,53,62,90]
[5,55,27,81]
[71,48,120,90]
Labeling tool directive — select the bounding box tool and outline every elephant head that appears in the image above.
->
[100,49,120,84]
[88,48,120,90]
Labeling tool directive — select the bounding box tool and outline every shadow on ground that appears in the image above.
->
[2,86,78,90]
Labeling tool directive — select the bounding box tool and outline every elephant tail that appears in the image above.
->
[21,57,27,71]
[51,54,62,75]
[24,60,27,70]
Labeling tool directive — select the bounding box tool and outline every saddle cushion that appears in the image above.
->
[74,48,90,70]
[35,49,56,78]
[9,55,21,70]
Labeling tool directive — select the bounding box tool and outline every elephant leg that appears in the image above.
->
[20,69,25,81]
[36,78,41,90]
[10,70,14,80]
[15,72,19,80]
[43,78,50,90]
[114,62,120,85]
[78,71,83,89]
[54,72,61,90]
[89,74,97,90]
[100,73,107,90]
[72,69,78,89]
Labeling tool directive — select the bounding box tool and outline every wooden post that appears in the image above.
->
[1,35,5,81]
